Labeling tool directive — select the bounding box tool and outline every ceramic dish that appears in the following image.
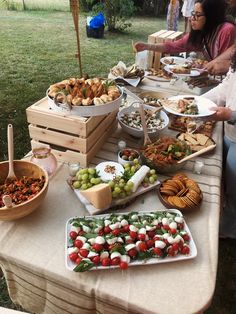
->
[160,56,189,66]
[164,65,201,77]
[65,209,197,272]
[162,95,216,118]
[117,148,141,166]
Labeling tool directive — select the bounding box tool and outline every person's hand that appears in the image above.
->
[134,42,148,52]
[204,59,230,76]
[210,106,232,121]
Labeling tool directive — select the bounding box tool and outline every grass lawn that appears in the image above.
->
[0,9,235,314]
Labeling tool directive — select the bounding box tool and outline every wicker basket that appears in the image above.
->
[0,160,49,221]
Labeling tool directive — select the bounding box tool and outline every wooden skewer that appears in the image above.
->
[177,144,216,164]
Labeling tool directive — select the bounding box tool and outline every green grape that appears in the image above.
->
[73,181,81,189]
[88,168,96,175]
[149,176,155,184]
[108,180,115,188]
[114,186,121,194]
[87,182,92,188]
[94,178,101,184]
[120,192,127,198]
[112,190,119,198]
[79,168,88,175]
[119,182,125,188]
[127,181,134,188]
[150,169,156,175]
[143,177,149,183]
[152,174,158,181]
[81,183,88,190]
[133,158,139,165]
[82,173,89,181]
[76,174,82,180]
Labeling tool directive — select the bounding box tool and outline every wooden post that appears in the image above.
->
[71,0,83,77]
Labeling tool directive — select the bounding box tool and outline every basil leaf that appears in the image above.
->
[73,260,94,272]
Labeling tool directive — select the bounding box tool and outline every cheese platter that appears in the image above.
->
[66,209,197,272]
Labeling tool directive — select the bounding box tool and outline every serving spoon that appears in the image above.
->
[177,144,216,164]
[139,103,152,146]
[5,124,17,184]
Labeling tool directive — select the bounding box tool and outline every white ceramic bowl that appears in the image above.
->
[117,103,169,139]
[117,149,141,166]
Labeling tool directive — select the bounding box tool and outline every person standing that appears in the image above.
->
[203,47,236,239]
[167,0,180,31]
[181,0,195,32]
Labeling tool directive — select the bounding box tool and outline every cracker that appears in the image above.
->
[196,133,209,146]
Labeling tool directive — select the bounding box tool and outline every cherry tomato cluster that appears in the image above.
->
[67,212,191,272]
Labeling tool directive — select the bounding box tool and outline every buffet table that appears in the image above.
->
[0,78,223,314]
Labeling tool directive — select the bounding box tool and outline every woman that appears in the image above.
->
[167,0,180,31]
[203,46,236,239]
[135,0,236,62]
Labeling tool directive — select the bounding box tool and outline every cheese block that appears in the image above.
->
[80,183,112,209]
[128,165,150,192]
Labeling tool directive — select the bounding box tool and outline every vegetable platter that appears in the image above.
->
[66,209,197,272]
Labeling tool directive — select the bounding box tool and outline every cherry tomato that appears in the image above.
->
[162,225,170,231]
[123,225,130,233]
[153,248,163,257]
[153,235,161,241]
[69,252,78,262]
[147,230,155,238]
[172,243,179,251]
[137,234,146,241]
[119,261,128,270]
[75,257,82,264]
[79,249,89,258]
[69,231,77,240]
[92,243,103,252]
[112,228,120,236]
[91,256,100,265]
[101,257,111,266]
[146,239,155,248]
[178,222,184,230]
[74,239,83,249]
[98,229,104,236]
[182,234,190,242]
[128,248,138,258]
[181,246,190,255]
[130,231,137,239]
[168,246,176,257]
[111,257,121,266]
[104,226,111,234]
[78,230,85,236]
[138,241,147,252]
[170,228,177,235]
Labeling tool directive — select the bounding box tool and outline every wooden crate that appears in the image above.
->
[147,30,184,70]
[26,97,118,167]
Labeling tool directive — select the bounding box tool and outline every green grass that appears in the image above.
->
[0,9,235,313]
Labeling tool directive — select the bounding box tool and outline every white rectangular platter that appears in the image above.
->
[65,209,197,272]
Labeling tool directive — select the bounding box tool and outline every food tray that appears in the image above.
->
[70,180,160,215]
[65,209,197,272]
[47,87,123,117]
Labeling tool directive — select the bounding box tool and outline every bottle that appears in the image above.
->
[30,147,57,176]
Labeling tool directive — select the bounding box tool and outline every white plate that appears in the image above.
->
[65,209,198,271]
[164,65,201,77]
[160,56,189,66]
[163,95,216,118]
[95,161,124,182]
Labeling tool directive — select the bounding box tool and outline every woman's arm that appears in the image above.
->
[205,45,235,75]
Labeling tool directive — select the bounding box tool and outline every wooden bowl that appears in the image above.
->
[0,160,49,221]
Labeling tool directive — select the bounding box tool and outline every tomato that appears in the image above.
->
[170,228,177,235]
[69,231,77,240]
[153,248,163,257]
[153,235,161,241]
[146,239,155,248]
[75,257,82,264]
[182,234,190,241]
[138,241,147,252]
[130,231,137,239]
[111,257,121,266]
[172,243,179,251]
[92,243,103,252]
[147,230,155,238]
[78,230,85,236]
[162,225,170,231]
[181,246,190,255]
[104,226,111,234]
[178,222,184,230]
[128,248,138,258]
[123,225,130,233]
[98,229,104,236]
[69,252,78,262]
[178,240,184,248]
[168,246,176,257]
[79,249,89,258]
[74,239,83,249]
[112,228,120,236]
[119,261,128,270]
[137,233,146,241]
[101,258,111,266]
[91,256,100,265]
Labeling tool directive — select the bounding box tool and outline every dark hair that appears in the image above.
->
[188,0,228,47]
